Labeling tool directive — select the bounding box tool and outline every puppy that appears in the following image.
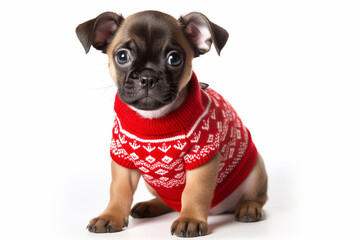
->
[76,10,268,237]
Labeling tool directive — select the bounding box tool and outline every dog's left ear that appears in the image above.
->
[180,12,229,57]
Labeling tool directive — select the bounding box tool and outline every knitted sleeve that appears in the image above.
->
[110,118,137,169]
[184,106,221,170]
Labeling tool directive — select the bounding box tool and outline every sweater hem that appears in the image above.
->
[210,129,258,208]
[157,194,182,212]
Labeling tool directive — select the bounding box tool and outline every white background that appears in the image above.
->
[0,0,359,239]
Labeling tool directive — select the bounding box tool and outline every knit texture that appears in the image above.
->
[110,73,257,212]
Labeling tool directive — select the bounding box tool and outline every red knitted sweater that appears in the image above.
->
[110,73,257,212]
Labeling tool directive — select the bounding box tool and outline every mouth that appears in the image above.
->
[119,92,177,110]
[132,96,164,110]
[118,71,179,110]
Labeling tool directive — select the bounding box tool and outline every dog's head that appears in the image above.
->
[76,11,228,112]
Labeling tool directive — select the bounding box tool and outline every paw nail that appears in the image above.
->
[92,226,97,233]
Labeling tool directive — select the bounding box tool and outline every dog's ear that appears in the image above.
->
[76,12,124,54]
[179,12,229,57]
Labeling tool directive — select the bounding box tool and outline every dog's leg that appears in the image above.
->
[87,161,141,233]
[234,153,268,222]
[171,152,221,237]
[130,183,173,218]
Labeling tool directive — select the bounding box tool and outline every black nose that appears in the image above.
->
[139,72,159,89]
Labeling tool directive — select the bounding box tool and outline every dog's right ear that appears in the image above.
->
[76,12,124,54]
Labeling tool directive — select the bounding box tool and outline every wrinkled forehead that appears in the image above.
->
[110,11,185,53]
[129,11,179,36]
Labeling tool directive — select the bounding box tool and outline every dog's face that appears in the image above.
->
[76,11,228,111]
[107,12,194,110]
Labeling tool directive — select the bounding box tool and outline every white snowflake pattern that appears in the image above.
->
[111,88,252,194]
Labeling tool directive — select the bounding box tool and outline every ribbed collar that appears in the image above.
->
[114,72,208,136]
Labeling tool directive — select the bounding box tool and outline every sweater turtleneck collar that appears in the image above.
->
[114,72,208,137]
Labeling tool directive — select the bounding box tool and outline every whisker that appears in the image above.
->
[91,84,116,90]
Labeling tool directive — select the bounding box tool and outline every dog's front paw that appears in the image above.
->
[171,217,208,237]
[86,215,129,233]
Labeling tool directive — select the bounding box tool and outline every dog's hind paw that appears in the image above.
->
[234,200,264,222]
[130,198,173,218]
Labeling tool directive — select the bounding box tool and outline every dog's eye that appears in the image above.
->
[167,52,183,67]
[116,50,130,65]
